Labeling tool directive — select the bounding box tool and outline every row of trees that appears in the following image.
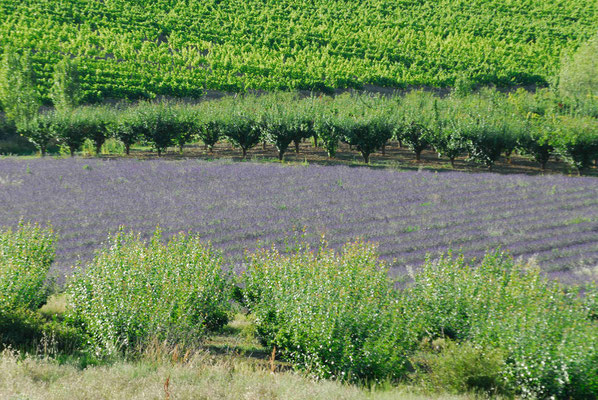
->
[0,48,597,173]
[7,89,598,173]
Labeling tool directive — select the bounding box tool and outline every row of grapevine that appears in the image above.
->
[0,0,596,101]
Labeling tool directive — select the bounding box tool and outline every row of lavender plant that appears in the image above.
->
[1,158,596,283]
[9,88,598,173]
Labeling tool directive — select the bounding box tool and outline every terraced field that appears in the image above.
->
[1,0,597,100]
[1,158,596,282]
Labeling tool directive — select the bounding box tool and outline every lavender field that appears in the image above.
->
[1,158,597,282]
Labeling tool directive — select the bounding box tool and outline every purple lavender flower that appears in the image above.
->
[1,158,596,284]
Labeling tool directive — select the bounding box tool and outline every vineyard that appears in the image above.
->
[1,0,597,101]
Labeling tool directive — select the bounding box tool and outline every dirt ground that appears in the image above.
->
[114,139,597,177]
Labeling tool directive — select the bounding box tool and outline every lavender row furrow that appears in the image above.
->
[1,158,597,284]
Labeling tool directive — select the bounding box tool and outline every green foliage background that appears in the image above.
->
[0,0,597,101]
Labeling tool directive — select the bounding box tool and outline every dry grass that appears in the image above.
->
[0,351,478,400]
[0,349,477,400]
[0,310,474,399]
[0,296,489,399]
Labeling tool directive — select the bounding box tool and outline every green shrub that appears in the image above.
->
[108,106,140,155]
[338,94,395,164]
[396,91,436,161]
[452,76,476,97]
[507,87,559,118]
[259,93,315,160]
[50,110,92,157]
[66,228,231,355]
[79,106,111,155]
[0,49,40,127]
[403,251,598,398]
[197,120,223,153]
[462,119,507,168]
[314,113,342,158]
[411,340,507,396]
[242,241,409,382]
[136,103,180,156]
[342,117,393,164]
[429,98,468,167]
[194,100,226,152]
[430,123,468,168]
[221,112,261,158]
[0,223,55,311]
[0,308,84,354]
[395,122,432,162]
[172,104,197,153]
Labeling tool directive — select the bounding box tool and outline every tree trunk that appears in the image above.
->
[157,148,162,157]
[398,140,403,148]
[125,143,131,155]
[416,150,421,162]
[361,151,369,164]
[450,157,455,168]
[294,140,300,154]
[242,147,247,159]
[69,146,75,157]
[505,150,512,164]
[278,150,284,161]
[40,146,47,157]
[179,144,184,154]
[95,143,102,156]
[541,161,547,170]
[262,141,266,150]
[313,135,318,147]
[381,144,386,156]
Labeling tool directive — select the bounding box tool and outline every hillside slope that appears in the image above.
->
[1,0,597,101]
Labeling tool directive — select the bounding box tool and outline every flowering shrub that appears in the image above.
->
[0,223,55,311]
[243,243,598,397]
[242,241,410,382]
[403,251,598,398]
[66,228,231,355]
